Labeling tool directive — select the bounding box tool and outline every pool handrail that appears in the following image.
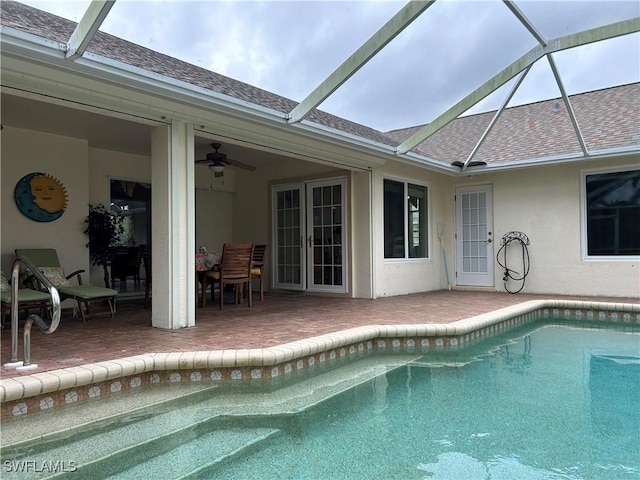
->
[7,255,61,366]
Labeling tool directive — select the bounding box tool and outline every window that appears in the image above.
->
[384,179,428,259]
[584,168,640,257]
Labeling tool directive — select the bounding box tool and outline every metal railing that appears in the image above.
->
[5,255,61,370]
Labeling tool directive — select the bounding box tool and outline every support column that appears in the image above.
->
[351,169,374,299]
[150,121,196,329]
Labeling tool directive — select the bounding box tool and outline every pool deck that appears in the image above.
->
[2,289,638,380]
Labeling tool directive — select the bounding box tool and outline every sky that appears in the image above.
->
[19,0,640,132]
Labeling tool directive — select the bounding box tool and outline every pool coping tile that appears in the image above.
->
[1,299,638,413]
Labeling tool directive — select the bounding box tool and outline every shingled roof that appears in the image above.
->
[2,1,639,167]
[385,82,640,165]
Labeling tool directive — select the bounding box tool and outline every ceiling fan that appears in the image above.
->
[195,143,256,177]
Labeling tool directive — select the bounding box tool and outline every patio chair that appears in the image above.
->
[110,246,141,289]
[15,248,118,322]
[251,244,268,302]
[0,270,51,328]
[208,243,254,310]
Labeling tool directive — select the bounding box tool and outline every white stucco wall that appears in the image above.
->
[1,127,90,286]
[370,156,638,299]
[194,161,235,256]
[455,158,639,298]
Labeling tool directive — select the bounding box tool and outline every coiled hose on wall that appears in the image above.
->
[496,231,531,294]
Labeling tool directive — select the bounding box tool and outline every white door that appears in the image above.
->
[272,183,305,290]
[455,185,494,287]
[271,178,348,293]
[306,178,347,293]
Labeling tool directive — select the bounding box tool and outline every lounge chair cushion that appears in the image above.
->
[59,284,118,300]
[1,288,51,304]
[38,267,72,288]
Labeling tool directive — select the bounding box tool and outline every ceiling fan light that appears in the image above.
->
[209,164,225,177]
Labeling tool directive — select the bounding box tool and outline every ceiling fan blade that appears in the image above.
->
[226,158,256,171]
[195,159,211,164]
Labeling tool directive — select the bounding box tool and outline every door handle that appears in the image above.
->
[308,235,313,247]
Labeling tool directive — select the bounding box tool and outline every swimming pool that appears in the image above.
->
[2,320,638,479]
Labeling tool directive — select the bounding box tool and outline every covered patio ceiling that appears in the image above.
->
[5,0,640,171]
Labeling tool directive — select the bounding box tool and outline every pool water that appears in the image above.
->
[207,325,640,480]
[2,322,639,479]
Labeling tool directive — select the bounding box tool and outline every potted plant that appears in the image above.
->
[84,203,124,288]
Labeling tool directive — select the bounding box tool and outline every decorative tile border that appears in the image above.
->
[2,300,638,418]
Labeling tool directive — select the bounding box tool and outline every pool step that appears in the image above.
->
[0,401,278,480]
[103,427,281,479]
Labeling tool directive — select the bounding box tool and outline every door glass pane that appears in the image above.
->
[333,185,341,204]
[323,227,332,244]
[322,186,331,203]
[333,266,342,285]
[323,206,332,224]
[333,226,342,245]
[323,266,332,284]
[275,188,302,287]
[461,192,488,274]
[309,181,345,288]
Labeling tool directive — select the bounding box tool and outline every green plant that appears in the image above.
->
[84,204,124,288]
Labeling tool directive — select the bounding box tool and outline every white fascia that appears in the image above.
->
[469,146,640,173]
[393,150,461,175]
[292,119,456,174]
[0,25,67,58]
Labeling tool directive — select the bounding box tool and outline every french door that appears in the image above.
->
[455,185,494,287]
[272,178,347,293]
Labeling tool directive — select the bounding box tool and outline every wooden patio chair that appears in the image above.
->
[15,248,118,322]
[214,243,254,310]
[251,244,268,302]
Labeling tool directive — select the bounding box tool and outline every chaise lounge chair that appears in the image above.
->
[15,248,118,322]
[0,270,51,327]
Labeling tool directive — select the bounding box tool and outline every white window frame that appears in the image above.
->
[580,164,640,261]
[383,176,430,262]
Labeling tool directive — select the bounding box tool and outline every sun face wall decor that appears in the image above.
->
[14,172,69,222]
